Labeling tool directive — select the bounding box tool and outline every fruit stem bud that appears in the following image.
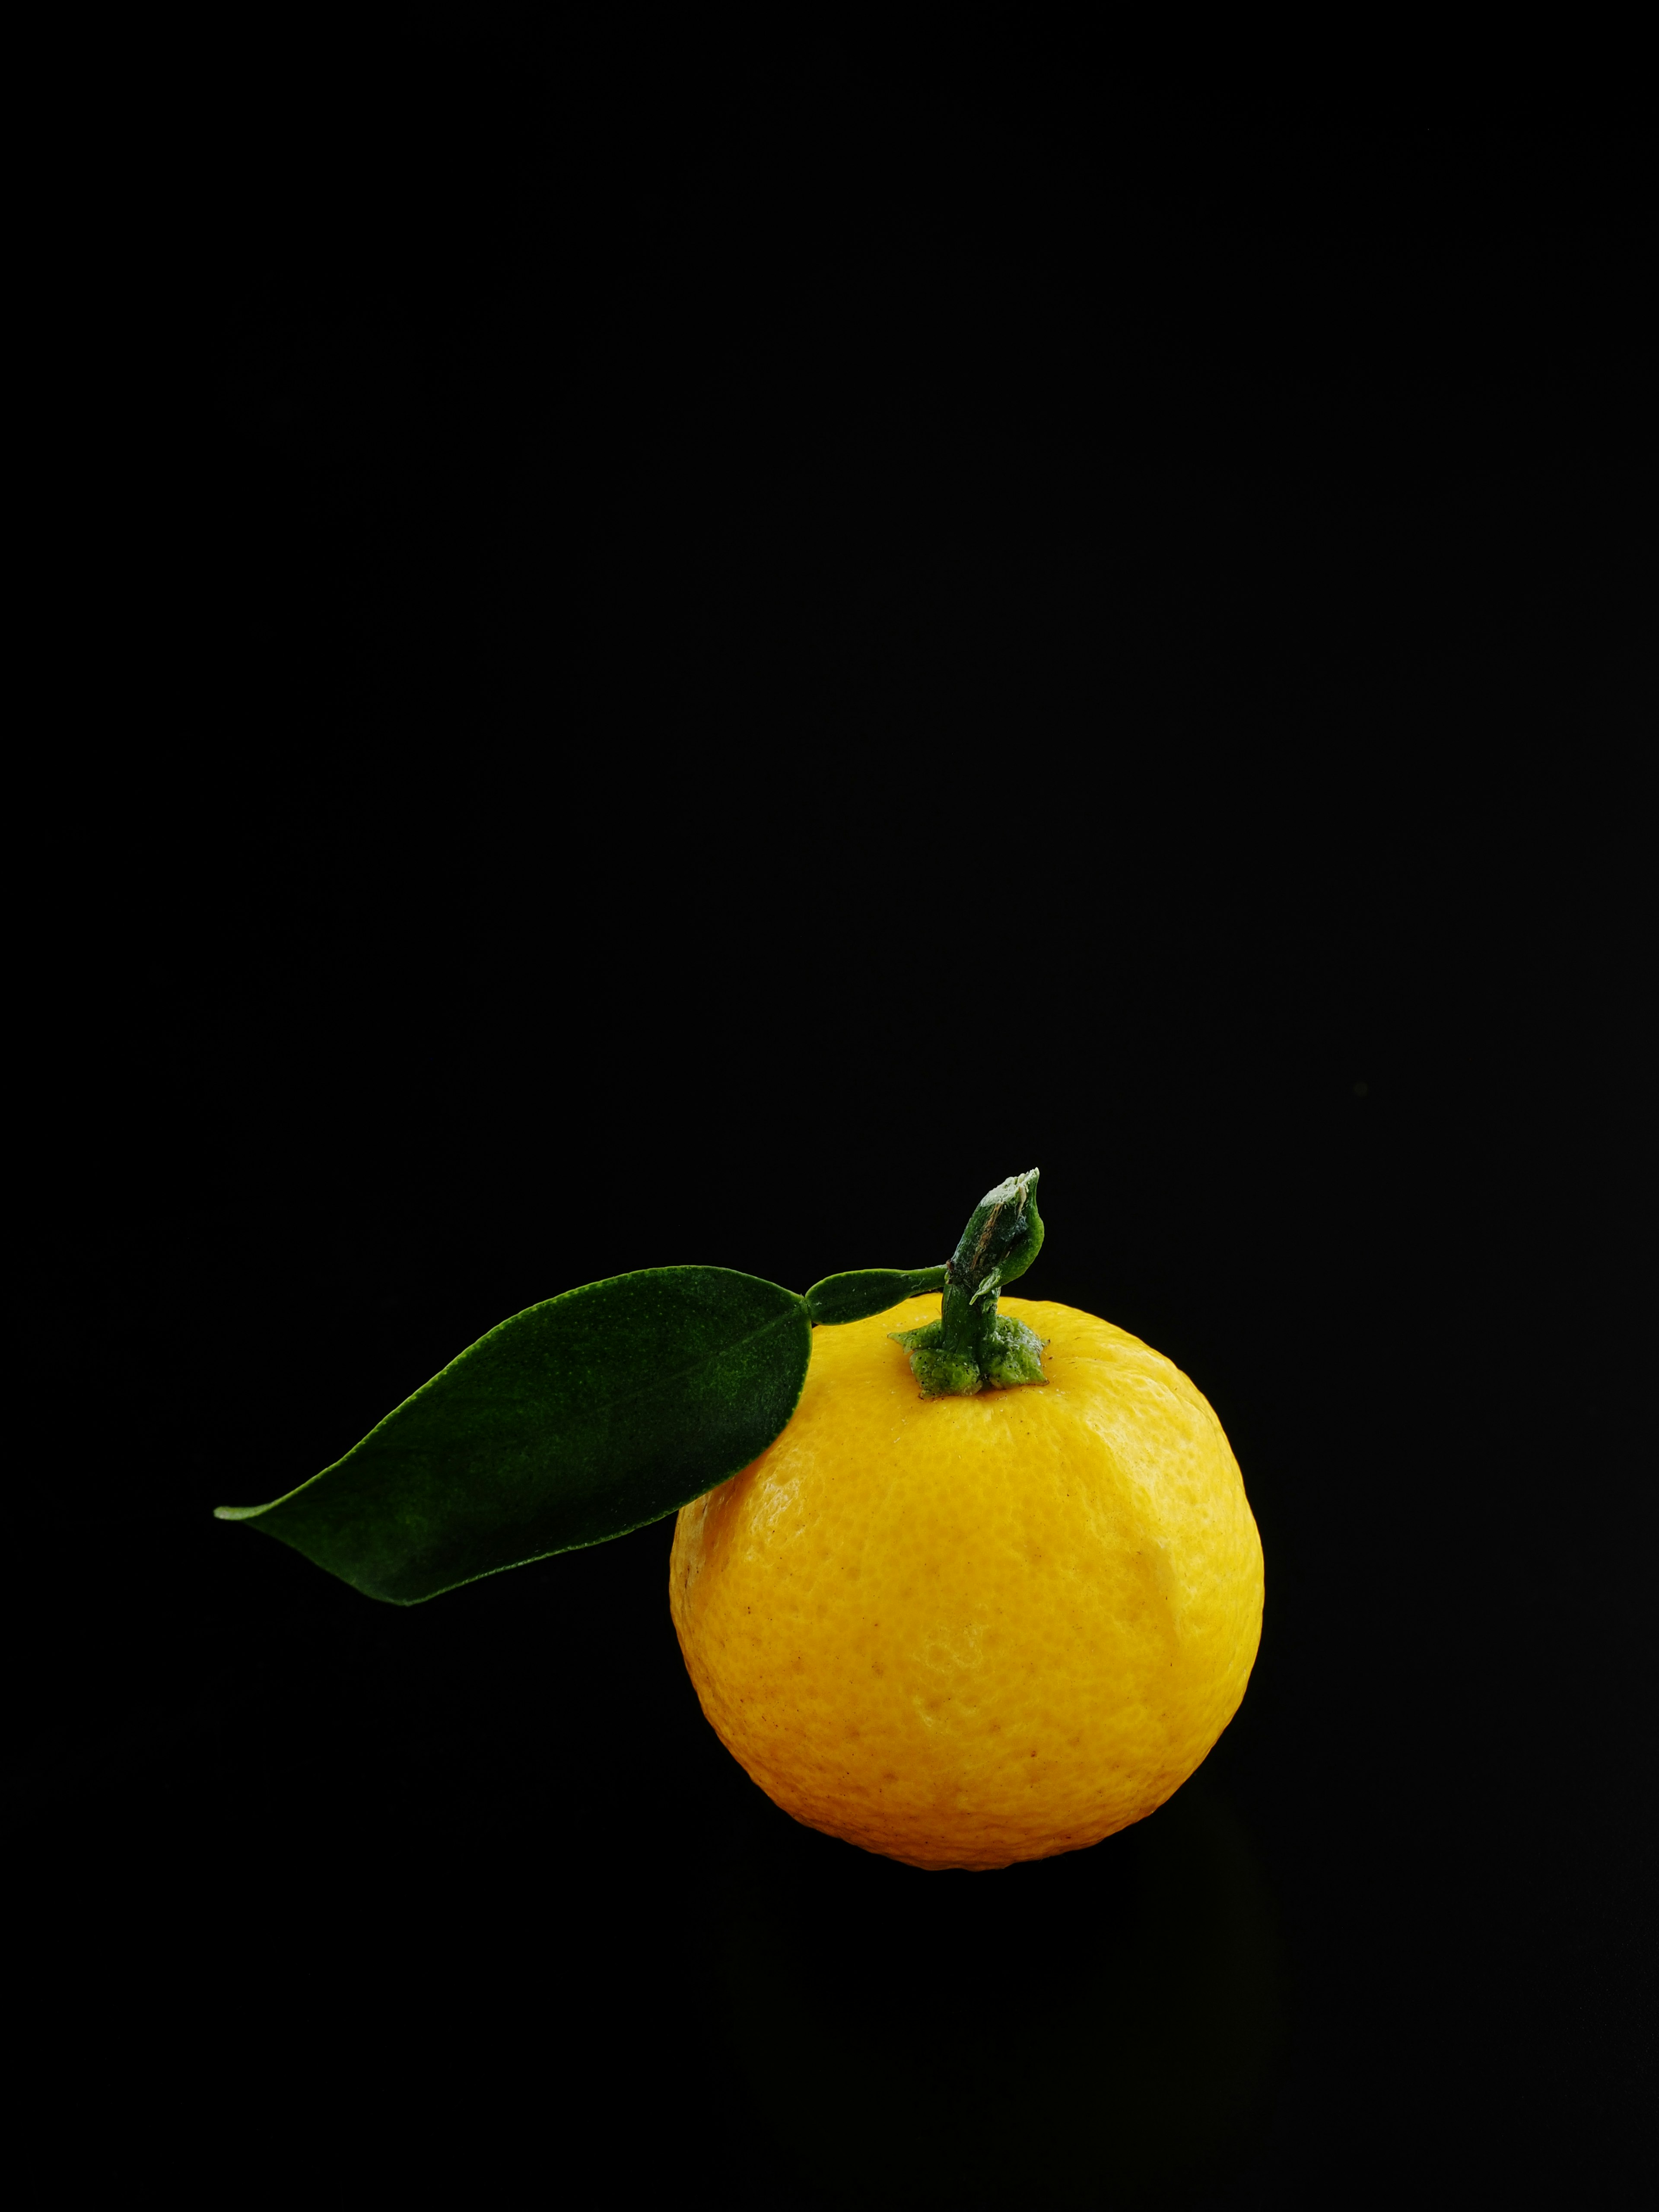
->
[889,1170,1049,1397]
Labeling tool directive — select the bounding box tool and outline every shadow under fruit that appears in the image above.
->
[714,1774,1289,2211]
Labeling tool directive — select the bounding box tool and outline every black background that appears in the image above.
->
[24,26,1653,2207]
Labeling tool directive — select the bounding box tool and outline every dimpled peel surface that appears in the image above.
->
[670,1298,1264,1870]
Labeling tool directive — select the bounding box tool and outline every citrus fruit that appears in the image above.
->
[670,1293,1263,1870]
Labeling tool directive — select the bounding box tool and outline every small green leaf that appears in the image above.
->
[216,1268,812,1605]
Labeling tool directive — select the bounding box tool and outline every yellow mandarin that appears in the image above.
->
[670,1295,1263,1870]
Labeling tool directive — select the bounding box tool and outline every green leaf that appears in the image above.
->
[216,1268,812,1605]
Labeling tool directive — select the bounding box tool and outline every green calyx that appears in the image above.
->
[889,1168,1049,1397]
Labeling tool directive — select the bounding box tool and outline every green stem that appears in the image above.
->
[889,1170,1049,1397]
